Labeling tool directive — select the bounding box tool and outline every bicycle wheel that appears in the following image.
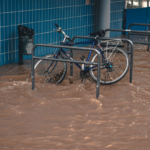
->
[89,47,129,84]
[34,54,67,84]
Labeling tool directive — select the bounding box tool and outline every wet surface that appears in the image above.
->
[0,44,150,150]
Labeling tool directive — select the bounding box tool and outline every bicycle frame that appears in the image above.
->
[54,40,106,72]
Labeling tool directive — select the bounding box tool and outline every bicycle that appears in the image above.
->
[34,23,129,85]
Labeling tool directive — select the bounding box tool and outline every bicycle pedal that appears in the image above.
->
[80,55,85,61]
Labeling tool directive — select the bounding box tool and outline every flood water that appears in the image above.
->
[0,44,150,150]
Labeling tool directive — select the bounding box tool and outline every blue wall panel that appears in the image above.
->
[0,0,95,66]
[110,0,125,37]
[126,8,147,30]
[146,7,150,25]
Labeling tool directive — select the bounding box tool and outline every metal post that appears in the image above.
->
[130,41,133,83]
[123,9,126,35]
[19,50,23,65]
[98,0,110,37]
[148,22,150,51]
[127,32,130,52]
[31,47,35,90]
[70,49,73,76]
[96,53,100,98]
[18,35,23,65]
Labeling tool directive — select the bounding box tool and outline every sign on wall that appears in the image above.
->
[86,0,90,5]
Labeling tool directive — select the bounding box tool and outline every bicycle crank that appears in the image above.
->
[80,70,90,80]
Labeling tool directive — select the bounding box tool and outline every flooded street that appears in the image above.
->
[0,44,150,150]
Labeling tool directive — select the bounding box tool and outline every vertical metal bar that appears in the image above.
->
[19,51,23,65]
[148,22,150,51]
[32,58,35,90]
[123,9,126,34]
[31,47,35,90]
[127,32,130,52]
[18,35,23,65]
[70,49,73,76]
[129,40,134,83]
[96,53,100,99]
[70,39,73,76]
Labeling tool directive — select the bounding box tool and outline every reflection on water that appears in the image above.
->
[0,45,150,149]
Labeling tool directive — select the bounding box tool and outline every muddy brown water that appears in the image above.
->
[0,44,150,150]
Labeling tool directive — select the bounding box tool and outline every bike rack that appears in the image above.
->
[105,28,150,52]
[31,44,101,99]
[128,23,150,51]
[71,36,134,83]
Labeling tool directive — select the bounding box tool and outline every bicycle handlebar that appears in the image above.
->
[55,23,59,28]
[54,23,71,43]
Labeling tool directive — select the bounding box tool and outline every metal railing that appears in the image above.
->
[105,25,150,51]
[71,36,134,83]
[31,44,101,99]
[128,23,150,29]
[128,23,150,51]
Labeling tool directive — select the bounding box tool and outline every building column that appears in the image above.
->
[98,0,110,37]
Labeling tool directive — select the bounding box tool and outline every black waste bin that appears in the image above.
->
[18,25,35,64]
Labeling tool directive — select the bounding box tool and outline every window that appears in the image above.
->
[126,0,148,8]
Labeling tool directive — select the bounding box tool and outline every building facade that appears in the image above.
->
[0,0,126,66]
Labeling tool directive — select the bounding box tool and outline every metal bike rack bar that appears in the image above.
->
[31,44,101,99]
[105,28,150,36]
[105,28,150,51]
[128,23,150,29]
[71,36,134,83]
[128,23,150,51]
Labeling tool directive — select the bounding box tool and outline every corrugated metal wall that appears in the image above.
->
[110,0,125,37]
[0,0,95,66]
[126,7,150,30]
[0,0,126,66]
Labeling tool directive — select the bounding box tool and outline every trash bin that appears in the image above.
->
[18,25,35,64]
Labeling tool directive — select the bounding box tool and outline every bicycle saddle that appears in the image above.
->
[90,30,105,37]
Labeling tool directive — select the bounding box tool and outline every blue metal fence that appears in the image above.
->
[0,0,126,66]
[0,0,95,66]
[110,0,125,37]
[126,7,148,30]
